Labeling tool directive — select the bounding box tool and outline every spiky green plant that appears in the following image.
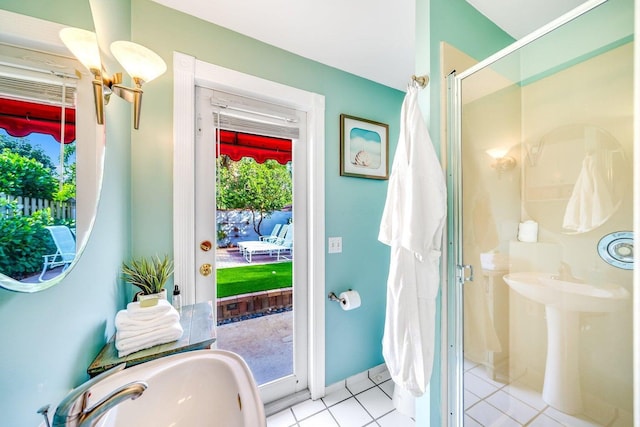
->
[121,254,174,295]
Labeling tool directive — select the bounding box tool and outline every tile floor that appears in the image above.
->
[267,371,415,427]
[463,359,632,427]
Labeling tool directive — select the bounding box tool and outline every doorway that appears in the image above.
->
[196,84,306,401]
[173,54,326,404]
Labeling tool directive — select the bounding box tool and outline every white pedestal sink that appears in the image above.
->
[503,272,629,415]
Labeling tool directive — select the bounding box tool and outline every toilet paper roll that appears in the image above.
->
[340,290,361,311]
[518,220,539,243]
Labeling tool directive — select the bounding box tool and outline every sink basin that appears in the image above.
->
[502,271,629,415]
[89,349,265,427]
[503,271,629,312]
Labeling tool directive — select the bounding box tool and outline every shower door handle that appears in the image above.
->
[456,264,474,283]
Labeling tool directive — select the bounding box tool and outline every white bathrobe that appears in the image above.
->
[378,86,446,397]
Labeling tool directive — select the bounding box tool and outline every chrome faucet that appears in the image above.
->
[52,364,148,427]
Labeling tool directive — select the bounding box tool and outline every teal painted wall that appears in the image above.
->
[414,0,514,425]
[128,0,405,385]
[0,0,519,424]
[0,2,131,427]
[0,0,404,424]
[0,0,93,29]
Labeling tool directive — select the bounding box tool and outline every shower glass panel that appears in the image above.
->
[449,0,634,425]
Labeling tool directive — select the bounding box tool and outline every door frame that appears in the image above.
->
[172,52,326,400]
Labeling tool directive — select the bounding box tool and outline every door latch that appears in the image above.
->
[199,263,212,276]
[456,264,474,283]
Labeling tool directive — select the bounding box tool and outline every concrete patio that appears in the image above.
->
[216,310,293,385]
[215,246,294,385]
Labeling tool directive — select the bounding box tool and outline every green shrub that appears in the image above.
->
[0,200,55,280]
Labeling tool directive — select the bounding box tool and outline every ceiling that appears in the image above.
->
[153,0,587,91]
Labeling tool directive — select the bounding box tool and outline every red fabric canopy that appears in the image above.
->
[218,130,291,164]
[0,98,76,144]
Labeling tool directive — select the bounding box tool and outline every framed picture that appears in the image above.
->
[340,114,389,180]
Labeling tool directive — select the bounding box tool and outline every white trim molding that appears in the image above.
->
[173,52,197,305]
[172,52,326,400]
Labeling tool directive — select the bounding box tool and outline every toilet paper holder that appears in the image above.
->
[329,290,357,304]
[328,290,350,304]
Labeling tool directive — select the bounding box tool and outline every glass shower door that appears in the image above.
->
[448,0,634,425]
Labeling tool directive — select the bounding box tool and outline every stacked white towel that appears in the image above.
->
[115,299,183,357]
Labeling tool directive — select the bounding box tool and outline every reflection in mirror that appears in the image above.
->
[0,10,105,292]
[523,124,626,234]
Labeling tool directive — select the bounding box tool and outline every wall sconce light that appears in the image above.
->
[486,147,516,175]
[59,28,166,130]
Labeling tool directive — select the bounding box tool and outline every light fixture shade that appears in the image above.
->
[110,41,167,84]
[59,28,102,72]
[486,148,509,159]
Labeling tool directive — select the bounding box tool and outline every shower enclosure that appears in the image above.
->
[447,0,634,425]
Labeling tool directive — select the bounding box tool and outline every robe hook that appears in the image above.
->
[411,74,429,89]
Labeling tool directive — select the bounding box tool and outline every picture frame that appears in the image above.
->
[340,114,389,180]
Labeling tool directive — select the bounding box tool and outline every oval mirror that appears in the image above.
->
[0,11,105,292]
[523,124,626,234]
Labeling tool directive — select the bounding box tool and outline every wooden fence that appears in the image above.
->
[0,193,74,221]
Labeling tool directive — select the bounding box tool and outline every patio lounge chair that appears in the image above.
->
[238,224,287,255]
[259,223,283,243]
[238,226,293,263]
[39,225,76,282]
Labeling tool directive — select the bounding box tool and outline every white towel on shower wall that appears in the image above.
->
[378,85,446,397]
[562,153,615,232]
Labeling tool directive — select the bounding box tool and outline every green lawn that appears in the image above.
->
[216,262,292,298]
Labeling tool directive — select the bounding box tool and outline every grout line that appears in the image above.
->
[482,398,526,426]
[291,395,332,424]
[275,381,416,427]
[325,405,342,427]
[378,379,393,399]
[351,393,378,423]
[523,411,548,427]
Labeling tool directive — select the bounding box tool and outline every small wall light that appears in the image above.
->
[486,147,516,175]
[59,28,105,125]
[59,28,166,130]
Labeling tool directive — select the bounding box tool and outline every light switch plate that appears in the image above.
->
[328,237,342,253]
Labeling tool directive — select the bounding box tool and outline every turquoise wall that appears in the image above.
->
[0,2,131,427]
[0,0,404,425]
[0,0,516,424]
[128,0,405,385]
[415,0,514,425]
[0,0,93,28]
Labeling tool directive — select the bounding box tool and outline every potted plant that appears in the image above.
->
[122,254,174,307]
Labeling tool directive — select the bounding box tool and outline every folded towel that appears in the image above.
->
[126,299,173,319]
[115,306,180,331]
[115,319,181,339]
[116,323,184,357]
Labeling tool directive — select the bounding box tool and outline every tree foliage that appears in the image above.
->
[217,156,292,235]
[0,134,76,201]
[0,134,55,171]
[54,144,76,201]
[0,149,57,199]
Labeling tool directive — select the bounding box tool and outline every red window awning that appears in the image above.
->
[217,130,291,164]
[0,97,76,144]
